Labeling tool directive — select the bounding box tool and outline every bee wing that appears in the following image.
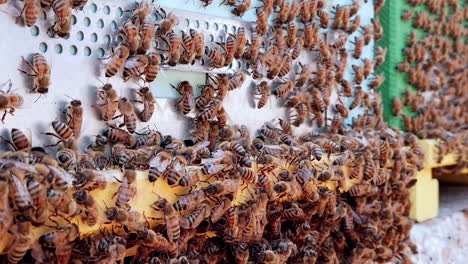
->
[124,58,140,69]
[0,160,39,174]
[192,140,210,153]
[47,166,75,186]
[186,93,196,112]
[0,3,20,17]
[264,145,284,151]
[172,159,186,175]
[11,174,33,205]
[207,164,227,174]
[149,155,171,172]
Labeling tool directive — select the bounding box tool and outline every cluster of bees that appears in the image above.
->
[392,0,468,163]
[0,0,426,263]
[0,0,88,38]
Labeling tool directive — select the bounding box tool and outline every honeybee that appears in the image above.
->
[47,189,80,219]
[317,9,329,28]
[190,29,205,60]
[7,215,32,264]
[232,0,251,17]
[276,0,289,24]
[38,223,79,264]
[180,31,196,65]
[222,33,237,66]
[74,168,106,191]
[180,200,211,229]
[116,97,137,134]
[173,189,205,212]
[372,18,383,41]
[134,87,156,122]
[0,180,12,237]
[229,72,246,91]
[164,31,183,67]
[103,127,136,147]
[65,99,83,138]
[123,55,149,81]
[291,38,304,60]
[286,22,298,48]
[278,55,293,77]
[0,84,23,123]
[374,46,387,68]
[369,73,385,89]
[172,81,195,115]
[205,46,225,68]
[156,9,178,36]
[392,98,403,116]
[49,0,72,38]
[401,10,413,20]
[273,80,294,98]
[138,19,155,54]
[17,0,40,27]
[42,120,74,148]
[70,0,87,10]
[114,167,137,209]
[152,198,180,242]
[123,20,140,54]
[18,54,50,95]
[72,190,100,226]
[204,179,240,197]
[244,32,261,62]
[295,63,312,87]
[256,9,268,36]
[105,206,142,230]
[303,22,320,50]
[352,37,364,59]
[104,45,130,78]
[348,15,361,33]
[361,25,372,45]
[352,64,364,84]
[255,81,271,109]
[362,58,373,78]
[148,151,172,182]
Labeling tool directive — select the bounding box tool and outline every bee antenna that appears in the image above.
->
[96,78,105,85]
[34,94,42,103]
[64,94,75,101]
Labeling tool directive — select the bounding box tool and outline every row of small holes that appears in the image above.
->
[38,42,93,56]
[183,19,237,33]
[89,4,113,15]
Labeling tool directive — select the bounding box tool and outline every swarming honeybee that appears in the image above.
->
[49,0,72,38]
[65,99,83,138]
[104,44,130,78]
[18,54,50,95]
[138,19,156,54]
[256,81,271,109]
[72,190,100,226]
[123,20,140,54]
[134,86,156,122]
[1,128,31,151]
[232,0,251,17]
[117,97,138,134]
[0,81,23,123]
[123,55,149,81]
[18,0,40,27]
[156,8,178,36]
[95,82,119,122]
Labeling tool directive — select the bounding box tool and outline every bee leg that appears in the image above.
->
[112,114,123,120]
[1,111,7,123]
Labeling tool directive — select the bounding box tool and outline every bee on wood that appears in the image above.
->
[151,198,180,242]
[114,167,137,209]
[256,81,271,109]
[72,190,100,226]
[47,189,80,219]
[7,215,32,264]
[180,200,211,229]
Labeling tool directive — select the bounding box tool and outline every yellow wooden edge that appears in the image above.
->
[0,157,360,254]
[410,139,465,222]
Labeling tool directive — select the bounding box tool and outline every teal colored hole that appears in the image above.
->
[116,35,124,42]
[71,15,76,25]
[222,24,227,32]
[204,21,209,29]
[39,42,47,53]
[77,31,84,41]
[214,23,219,30]
[117,7,123,17]
[103,6,111,15]
[97,48,105,58]
[30,26,39,36]
[110,21,118,31]
[104,34,111,44]
[90,3,97,13]
[70,45,78,55]
[152,40,158,48]
[97,19,104,28]
[91,33,98,42]
[84,47,92,56]
[231,25,236,33]
[55,44,63,54]
[184,19,190,27]
[194,20,200,28]
[83,17,91,27]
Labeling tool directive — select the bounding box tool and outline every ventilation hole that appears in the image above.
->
[184,19,190,27]
[209,34,214,42]
[204,21,209,29]
[194,20,200,28]
[97,48,105,58]
[70,45,78,55]
[77,31,84,41]
[222,24,227,32]
[90,33,98,42]
[231,25,236,33]
[228,63,233,69]
[103,5,111,15]
[237,61,241,69]
[47,29,54,38]
[71,15,76,25]
[152,12,158,21]
[116,35,124,42]
[218,35,224,42]
[90,3,97,13]
[214,23,219,30]
[191,60,196,65]
[200,58,205,65]
[104,34,112,44]
[97,19,104,28]
[117,7,124,17]
[83,17,91,27]
[39,42,48,53]
[55,44,63,54]
[179,30,184,36]
[152,40,158,48]
[84,47,92,56]
[110,21,118,31]
[40,10,47,20]
[30,26,39,36]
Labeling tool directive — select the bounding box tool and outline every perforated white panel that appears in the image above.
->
[0,0,375,152]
